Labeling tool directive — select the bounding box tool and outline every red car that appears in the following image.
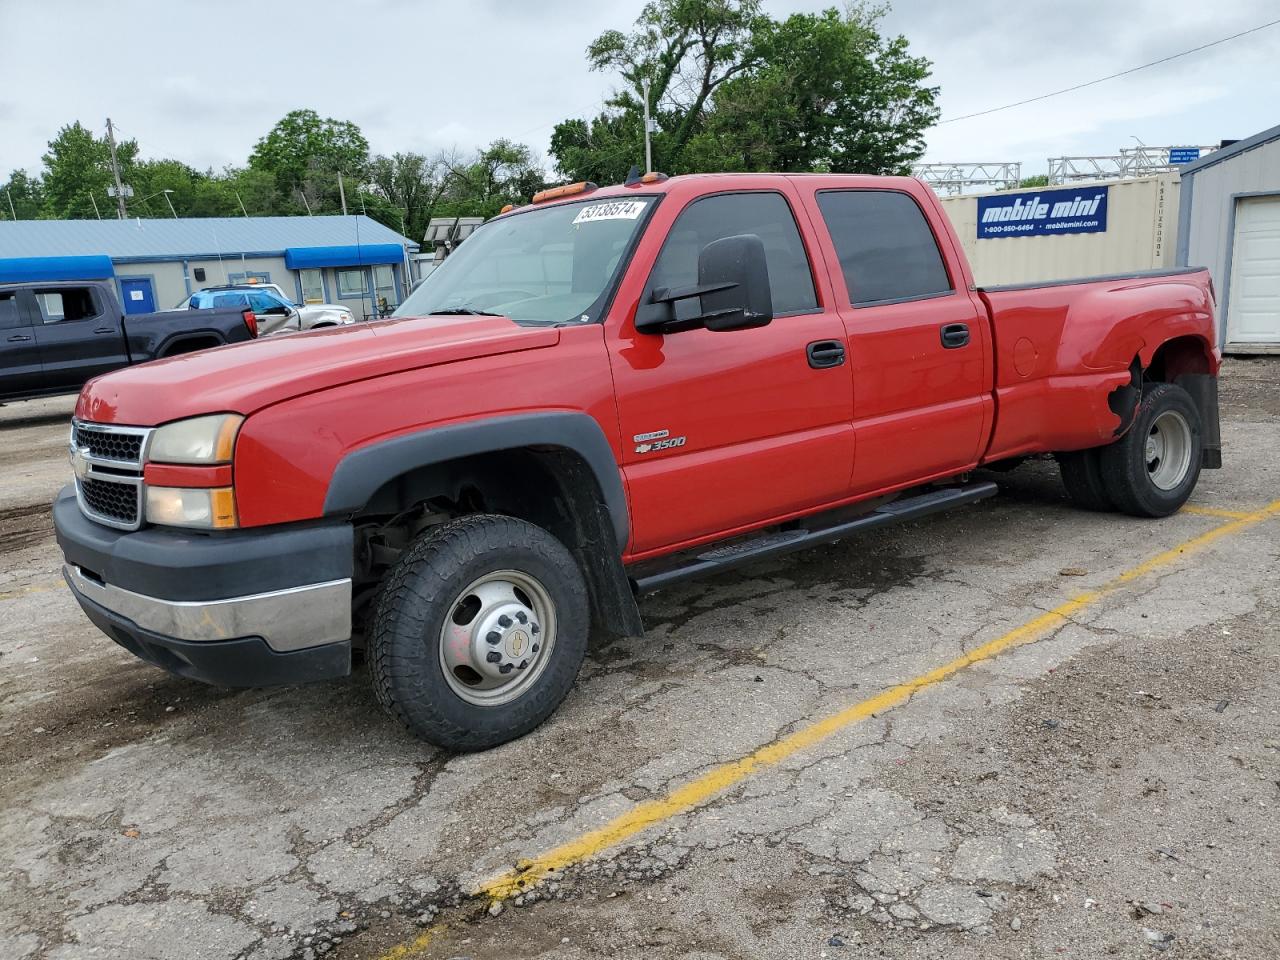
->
[55,172,1221,751]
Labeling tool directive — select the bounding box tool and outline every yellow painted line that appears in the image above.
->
[378,923,446,960]
[1181,505,1253,520]
[467,498,1280,907]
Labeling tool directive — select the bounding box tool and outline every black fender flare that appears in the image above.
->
[322,411,630,548]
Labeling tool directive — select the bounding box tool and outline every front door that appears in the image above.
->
[119,277,156,314]
[30,285,129,391]
[608,189,854,557]
[805,188,990,495]
[0,290,44,397]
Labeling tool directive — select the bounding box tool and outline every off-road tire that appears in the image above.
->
[369,514,589,751]
[1098,382,1203,518]
[1056,449,1114,511]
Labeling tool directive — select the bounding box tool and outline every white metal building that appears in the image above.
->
[1176,124,1280,353]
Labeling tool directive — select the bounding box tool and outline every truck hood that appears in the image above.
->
[77,315,560,426]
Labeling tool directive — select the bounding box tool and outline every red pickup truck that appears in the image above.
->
[54,173,1221,751]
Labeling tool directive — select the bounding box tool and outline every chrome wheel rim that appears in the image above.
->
[438,569,556,706]
[1145,410,1192,491]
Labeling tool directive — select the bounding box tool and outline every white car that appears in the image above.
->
[175,285,357,334]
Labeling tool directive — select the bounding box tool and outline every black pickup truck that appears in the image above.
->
[0,279,258,402]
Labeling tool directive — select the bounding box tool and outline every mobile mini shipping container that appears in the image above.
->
[937,174,1180,288]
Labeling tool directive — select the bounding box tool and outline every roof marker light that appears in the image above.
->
[531,182,597,204]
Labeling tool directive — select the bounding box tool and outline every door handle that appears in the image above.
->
[940,323,970,349]
[7,334,32,342]
[94,326,115,334]
[806,340,846,369]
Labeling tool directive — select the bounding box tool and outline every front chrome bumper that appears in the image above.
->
[63,564,352,653]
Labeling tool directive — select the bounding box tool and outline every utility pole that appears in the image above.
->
[162,190,177,218]
[235,191,249,218]
[5,190,15,220]
[89,192,102,219]
[105,117,128,219]
[338,171,349,216]
[642,79,654,175]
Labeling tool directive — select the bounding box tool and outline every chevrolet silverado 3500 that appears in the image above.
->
[54,173,1221,751]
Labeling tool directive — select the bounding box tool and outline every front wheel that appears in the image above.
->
[1098,382,1203,518]
[369,515,589,751]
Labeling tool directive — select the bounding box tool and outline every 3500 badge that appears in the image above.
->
[633,429,687,454]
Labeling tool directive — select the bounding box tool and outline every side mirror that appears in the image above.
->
[265,305,290,316]
[635,233,774,334]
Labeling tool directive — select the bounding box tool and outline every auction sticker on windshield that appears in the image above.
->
[572,200,648,225]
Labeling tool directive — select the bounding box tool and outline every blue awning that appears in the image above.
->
[284,244,404,269]
[0,255,115,283]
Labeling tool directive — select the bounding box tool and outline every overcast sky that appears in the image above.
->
[0,0,1276,181]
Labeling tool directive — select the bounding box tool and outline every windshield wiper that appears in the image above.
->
[428,307,504,317]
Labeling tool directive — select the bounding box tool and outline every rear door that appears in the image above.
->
[0,290,45,397]
[608,188,854,556]
[31,285,129,391]
[805,187,991,494]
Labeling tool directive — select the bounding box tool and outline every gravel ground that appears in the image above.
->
[0,359,1277,960]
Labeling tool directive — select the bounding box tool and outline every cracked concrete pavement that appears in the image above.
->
[1,358,1278,960]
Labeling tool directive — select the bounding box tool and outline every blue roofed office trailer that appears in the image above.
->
[0,216,420,319]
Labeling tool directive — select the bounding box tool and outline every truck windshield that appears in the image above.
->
[394,196,655,325]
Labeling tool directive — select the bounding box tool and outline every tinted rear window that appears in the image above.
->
[816,191,952,305]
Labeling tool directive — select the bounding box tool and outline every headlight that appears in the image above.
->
[149,414,243,464]
[146,486,238,529]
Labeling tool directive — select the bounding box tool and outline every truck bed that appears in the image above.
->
[977,266,1217,462]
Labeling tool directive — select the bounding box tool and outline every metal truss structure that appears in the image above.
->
[1047,145,1219,184]
[911,162,1022,195]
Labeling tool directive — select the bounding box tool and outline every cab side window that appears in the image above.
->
[248,291,287,314]
[0,292,24,329]
[34,287,100,323]
[816,191,953,306]
[649,192,818,316]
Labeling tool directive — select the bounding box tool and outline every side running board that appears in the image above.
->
[631,481,998,595]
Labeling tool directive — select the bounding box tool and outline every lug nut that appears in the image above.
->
[531,643,539,653]
[530,623,540,635]
[516,611,528,624]
[498,614,512,628]
[486,651,502,663]
[486,631,501,645]
[518,659,529,670]
[498,663,514,674]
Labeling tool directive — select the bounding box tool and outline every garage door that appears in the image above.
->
[1226,195,1280,346]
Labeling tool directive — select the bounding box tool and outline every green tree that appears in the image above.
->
[249,109,370,212]
[1017,174,1050,188]
[365,152,452,241]
[688,4,939,174]
[551,0,763,182]
[551,1,939,181]
[41,121,137,219]
[439,140,545,218]
[1,169,45,219]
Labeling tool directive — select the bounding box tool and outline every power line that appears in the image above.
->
[938,17,1280,125]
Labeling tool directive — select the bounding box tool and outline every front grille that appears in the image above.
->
[80,477,140,526]
[73,424,144,464]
